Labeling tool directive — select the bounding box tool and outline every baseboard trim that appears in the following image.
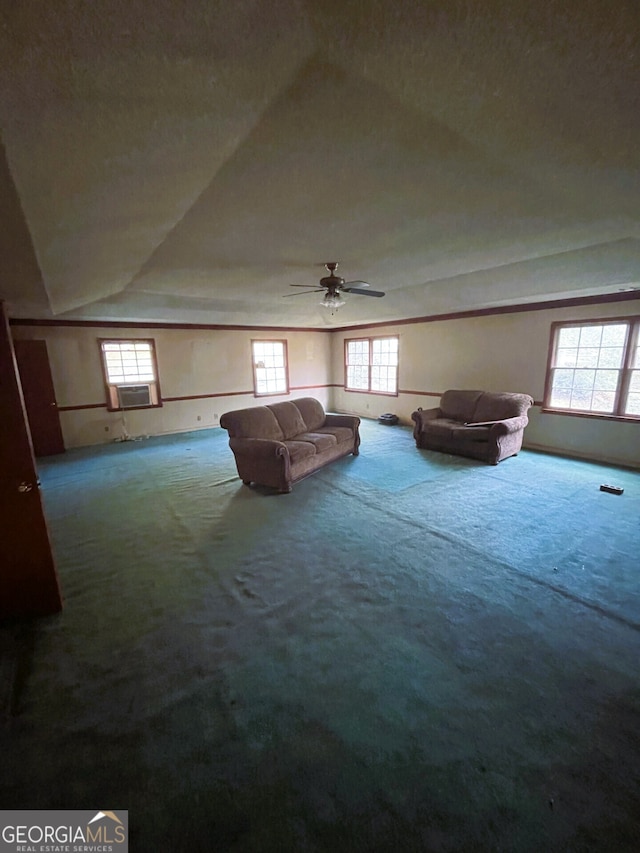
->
[524,442,640,471]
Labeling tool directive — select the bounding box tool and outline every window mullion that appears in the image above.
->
[617,321,638,416]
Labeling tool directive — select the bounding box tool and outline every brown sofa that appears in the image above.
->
[411,390,533,464]
[220,397,360,492]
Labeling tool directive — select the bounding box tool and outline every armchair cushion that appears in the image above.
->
[473,392,532,424]
[440,390,483,421]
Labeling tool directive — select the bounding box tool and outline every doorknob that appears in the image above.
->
[18,482,34,493]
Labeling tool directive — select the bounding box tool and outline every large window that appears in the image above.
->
[544,318,640,417]
[252,340,289,396]
[345,336,398,394]
[99,339,161,410]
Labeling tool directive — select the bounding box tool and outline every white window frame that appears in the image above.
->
[99,338,161,411]
[251,339,289,397]
[345,336,399,395]
[543,317,640,419]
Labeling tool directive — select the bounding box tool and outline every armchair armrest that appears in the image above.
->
[411,407,442,427]
[412,407,442,442]
[489,415,530,437]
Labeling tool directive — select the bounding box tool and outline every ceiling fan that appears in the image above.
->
[283,262,385,314]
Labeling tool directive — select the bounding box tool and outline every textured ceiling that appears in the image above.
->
[1,0,639,328]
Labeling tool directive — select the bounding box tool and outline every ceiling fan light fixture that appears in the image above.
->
[320,292,346,314]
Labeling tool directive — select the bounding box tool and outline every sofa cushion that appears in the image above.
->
[316,426,354,444]
[268,401,308,439]
[220,405,284,440]
[296,432,338,452]
[440,390,484,422]
[472,392,531,423]
[292,397,326,432]
[283,439,317,463]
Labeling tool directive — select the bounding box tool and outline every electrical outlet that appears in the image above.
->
[197,415,202,421]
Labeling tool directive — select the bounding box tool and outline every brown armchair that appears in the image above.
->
[411,390,533,464]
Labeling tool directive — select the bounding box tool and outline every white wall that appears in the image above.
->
[330,299,640,469]
[11,299,640,468]
[11,324,332,448]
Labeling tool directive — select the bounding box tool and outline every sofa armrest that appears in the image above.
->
[229,437,288,459]
[324,413,361,455]
[489,415,529,437]
[324,413,360,429]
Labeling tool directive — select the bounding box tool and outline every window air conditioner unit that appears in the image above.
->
[116,384,151,408]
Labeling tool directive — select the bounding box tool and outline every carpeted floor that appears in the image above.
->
[1,420,639,851]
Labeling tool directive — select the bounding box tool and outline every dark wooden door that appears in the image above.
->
[0,303,62,618]
[14,338,65,456]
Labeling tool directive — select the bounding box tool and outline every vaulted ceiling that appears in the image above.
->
[1,0,639,328]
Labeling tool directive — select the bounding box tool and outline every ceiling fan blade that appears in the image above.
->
[343,280,370,288]
[282,289,324,297]
[288,283,319,288]
[343,287,385,297]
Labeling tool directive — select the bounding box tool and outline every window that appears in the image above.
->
[99,339,161,410]
[544,318,640,418]
[345,336,398,394]
[252,340,289,396]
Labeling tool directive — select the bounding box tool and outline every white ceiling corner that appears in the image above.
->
[1,0,639,327]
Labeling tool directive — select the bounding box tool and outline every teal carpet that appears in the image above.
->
[340,424,476,490]
[1,420,639,851]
